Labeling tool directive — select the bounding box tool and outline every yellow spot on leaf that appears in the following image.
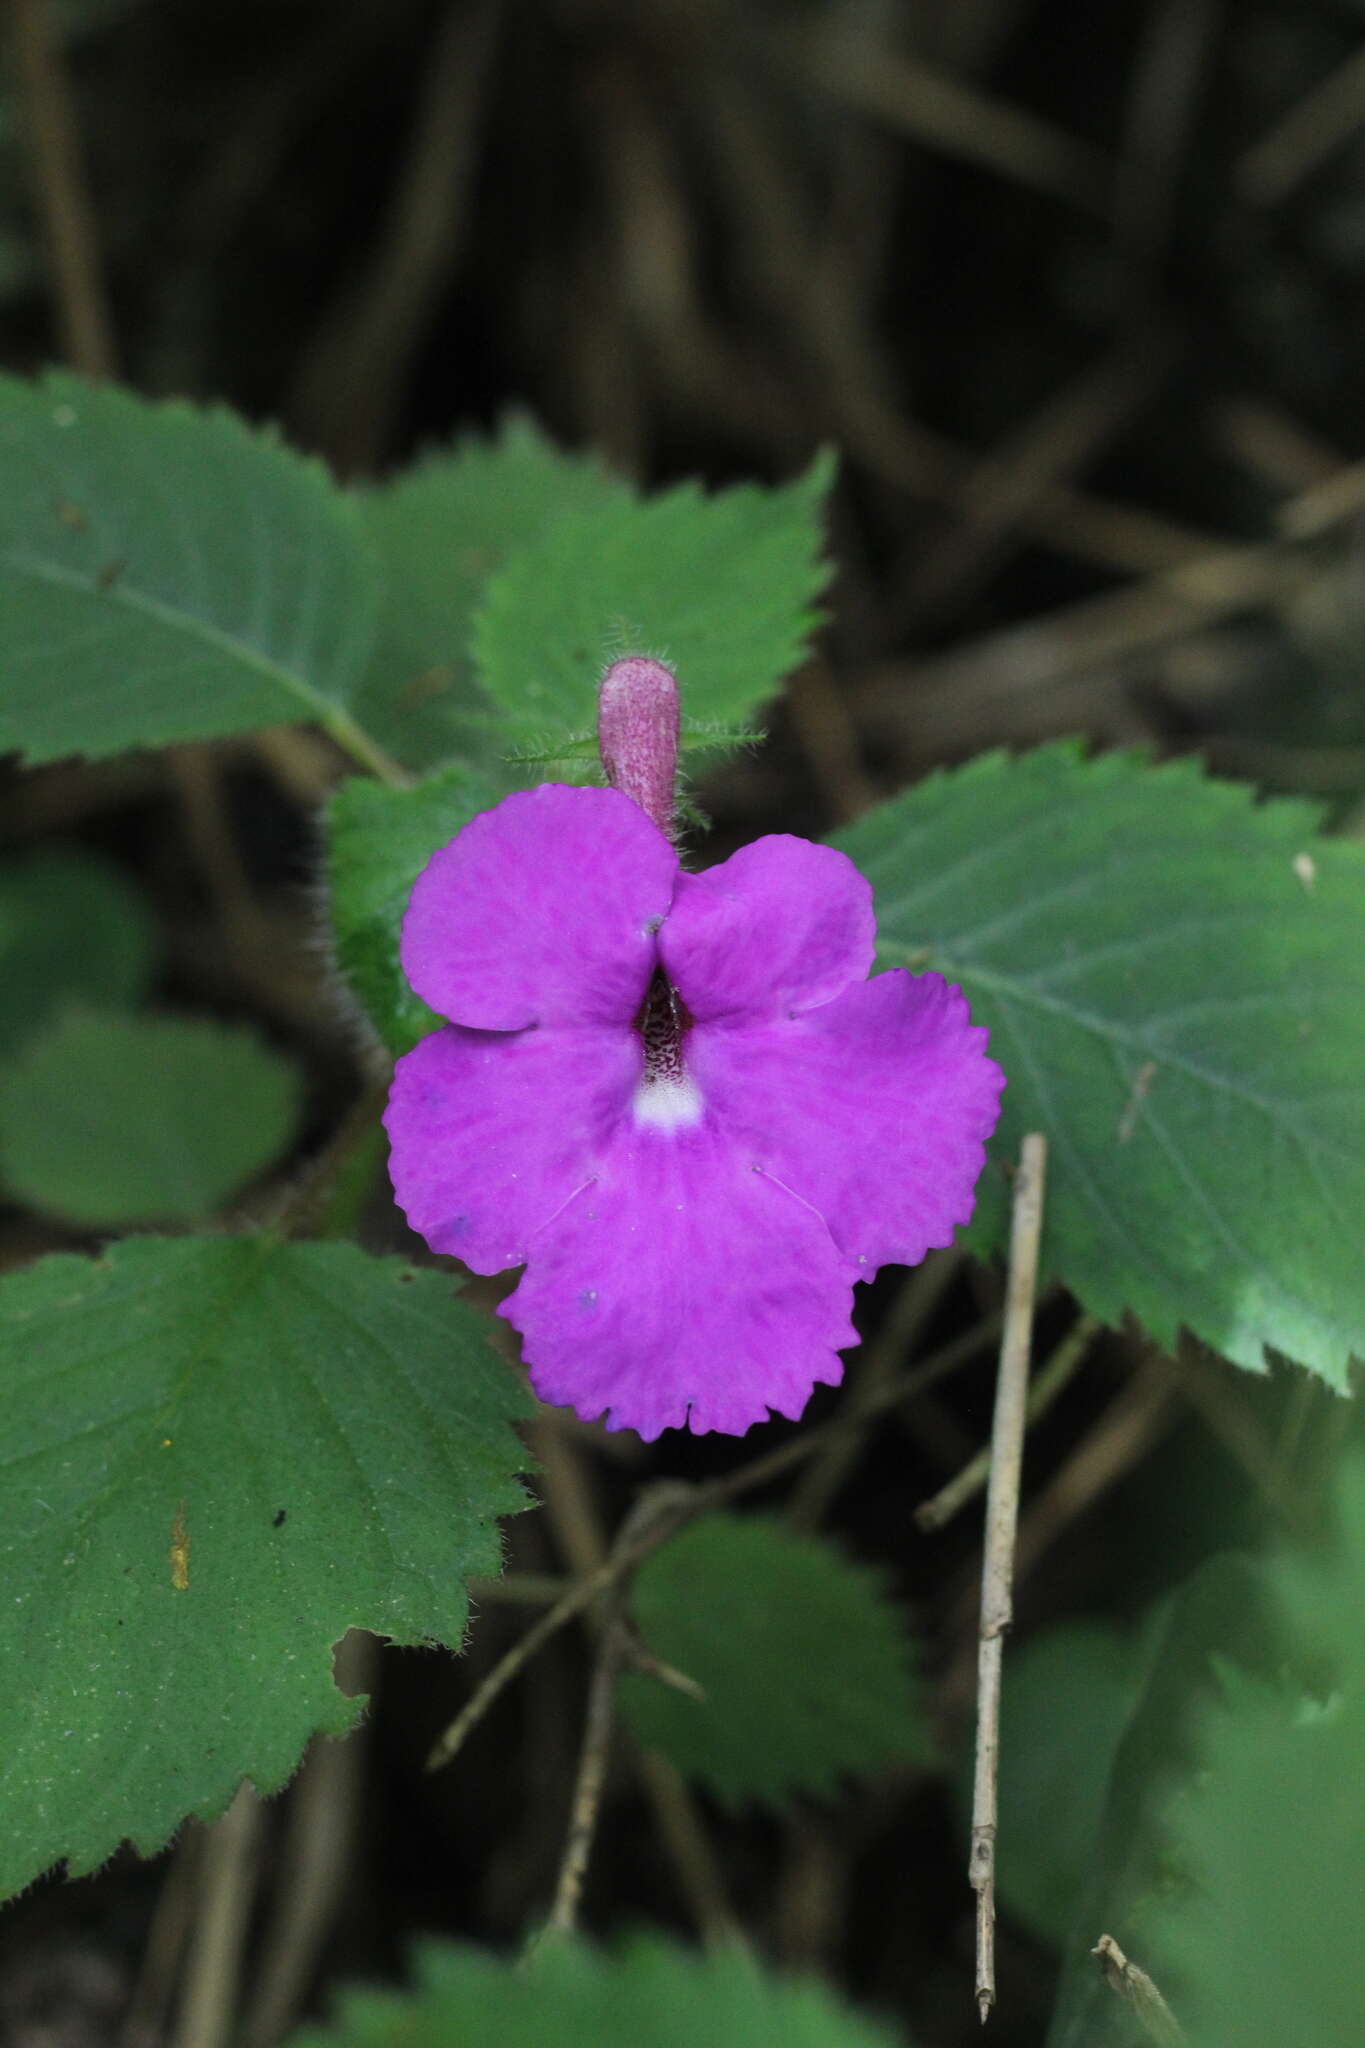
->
[170,1503,190,1592]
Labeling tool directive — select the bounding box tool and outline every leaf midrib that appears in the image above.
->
[0,549,348,727]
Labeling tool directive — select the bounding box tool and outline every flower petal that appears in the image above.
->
[384,1021,639,1271]
[689,970,1005,1269]
[401,785,678,1030]
[659,836,875,1023]
[501,1125,859,1439]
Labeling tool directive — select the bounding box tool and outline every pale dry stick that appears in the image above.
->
[529,1488,698,1947]
[9,0,117,376]
[787,1249,964,1532]
[427,1314,1006,1772]
[1239,40,1365,206]
[168,1783,266,2048]
[970,1133,1047,2027]
[531,1440,741,1944]
[917,1312,1099,1533]
[1092,1934,1186,2046]
[540,1616,630,1941]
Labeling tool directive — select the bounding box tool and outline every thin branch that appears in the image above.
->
[169,1784,265,2048]
[1238,41,1365,207]
[9,0,117,377]
[788,1249,963,1531]
[1092,1934,1186,2046]
[917,1312,1098,1532]
[970,1133,1047,2026]
[239,1636,376,2048]
[119,1832,203,2048]
[539,1610,629,1942]
[427,1310,1005,1773]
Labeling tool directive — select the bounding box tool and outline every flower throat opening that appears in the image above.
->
[631,968,702,1130]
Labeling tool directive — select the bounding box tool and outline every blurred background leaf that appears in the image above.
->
[621,1513,928,1809]
[0,1008,301,1224]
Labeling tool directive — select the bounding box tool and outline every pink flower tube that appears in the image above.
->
[384,781,1005,1439]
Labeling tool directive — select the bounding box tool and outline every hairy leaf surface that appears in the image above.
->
[472,455,834,754]
[351,415,625,770]
[835,745,1365,1385]
[0,1238,531,1899]
[0,371,378,764]
[326,763,499,1054]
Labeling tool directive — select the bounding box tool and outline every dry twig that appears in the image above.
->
[1092,1933,1186,2045]
[970,1133,1047,2024]
[917,1312,1098,1533]
[9,0,117,376]
[168,1784,265,2048]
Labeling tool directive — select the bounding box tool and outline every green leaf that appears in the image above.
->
[982,1623,1141,1948]
[471,454,835,756]
[619,1514,926,1808]
[0,849,155,1059]
[1047,1460,1365,2048]
[289,1933,906,2048]
[0,370,383,767]
[1152,1462,1365,2048]
[325,763,499,1055]
[0,1009,302,1225]
[1045,1552,1281,2048]
[0,1237,532,1900]
[350,415,626,771]
[834,745,1365,1388]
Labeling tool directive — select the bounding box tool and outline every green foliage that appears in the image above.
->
[350,415,625,771]
[620,1514,926,1808]
[471,454,835,757]
[1160,1670,1365,2047]
[835,744,1365,1388]
[987,1623,1141,1948]
[325,763,499,1055]
[289,1932,905,2048]
[0,1238,532,1900]
[1048,1461,1365,2048]
[0,1010,301,1224]
[0,849,155,1058]
[1045,1553,1282,2048]
[0,370,378,766]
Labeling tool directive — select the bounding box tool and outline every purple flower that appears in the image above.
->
[383,783,1005,1440]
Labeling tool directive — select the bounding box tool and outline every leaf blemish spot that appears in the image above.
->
[170,1503,190,1592]
[1293,852,1316,892]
